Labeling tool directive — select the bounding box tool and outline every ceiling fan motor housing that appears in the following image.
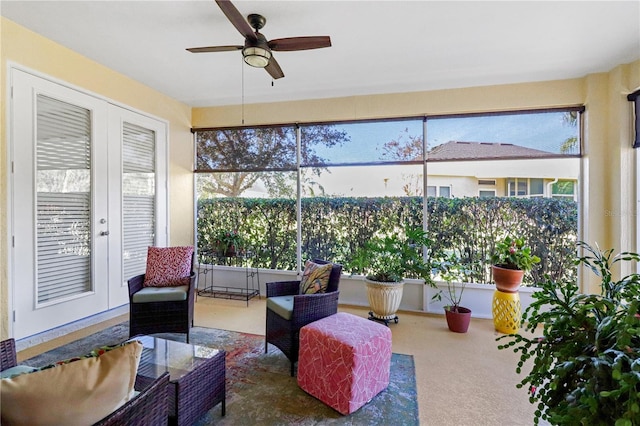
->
[247,14,267,31]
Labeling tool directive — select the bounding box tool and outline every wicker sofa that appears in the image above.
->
[0,338,170,426]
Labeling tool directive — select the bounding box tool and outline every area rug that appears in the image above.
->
[22,322,419,425]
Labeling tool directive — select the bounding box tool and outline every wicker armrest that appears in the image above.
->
[266,280,301,297]
[127,274,145,299]
[93,372,170,426]
[292,291,340,328]
[0,338,17,371]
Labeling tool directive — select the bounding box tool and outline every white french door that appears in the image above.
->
[10,68,167,339]
[107,106,167,307]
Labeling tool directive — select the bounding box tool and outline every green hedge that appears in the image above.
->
[197,196,577,286]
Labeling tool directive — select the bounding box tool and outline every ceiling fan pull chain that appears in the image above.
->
[241,55,245,125]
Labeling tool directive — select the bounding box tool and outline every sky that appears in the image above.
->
[312,111,578,164]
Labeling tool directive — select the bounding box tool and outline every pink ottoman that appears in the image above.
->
[297,312,392,415]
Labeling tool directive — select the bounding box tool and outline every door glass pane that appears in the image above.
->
[36,95,91,304]
[122,122,156,279]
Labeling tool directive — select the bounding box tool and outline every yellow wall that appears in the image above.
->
[0,18,194,340]
[194,61,640,294]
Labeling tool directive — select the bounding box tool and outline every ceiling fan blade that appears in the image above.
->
[215,0,257,42]
[186,45,243,53]
[265,57,284,79]
[268,36,331,52]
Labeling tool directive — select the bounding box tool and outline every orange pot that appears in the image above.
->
[492,265,524,293]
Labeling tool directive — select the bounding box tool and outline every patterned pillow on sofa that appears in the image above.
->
[143,246,194,287]
[299,260,333,294]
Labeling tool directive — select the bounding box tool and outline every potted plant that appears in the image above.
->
[216,229,243,256]
[490,235,540,292]
[348,226,435,325]
[432,251,473,333]
[497,242,640,425]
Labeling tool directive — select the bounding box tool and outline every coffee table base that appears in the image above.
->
[168,350,225,426]
[133,336,226,426]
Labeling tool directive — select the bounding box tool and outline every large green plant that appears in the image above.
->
[497,242,640,425]
[346,226,435,284]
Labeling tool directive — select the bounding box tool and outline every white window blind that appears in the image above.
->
[36,95,92,304]
[122,122,156,280]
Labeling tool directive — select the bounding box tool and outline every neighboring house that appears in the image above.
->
[425,141,579,200]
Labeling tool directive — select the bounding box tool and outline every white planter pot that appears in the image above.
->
[365,278,404,320]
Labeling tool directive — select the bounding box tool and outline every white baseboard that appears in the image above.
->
[16,305,128,352]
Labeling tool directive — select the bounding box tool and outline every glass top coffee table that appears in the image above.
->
[131,335,226,426]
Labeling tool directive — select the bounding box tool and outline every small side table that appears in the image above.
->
[492,289,522,333]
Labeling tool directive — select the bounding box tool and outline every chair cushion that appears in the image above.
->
[0,365,38,379]
[267,295,294,320]
[132,285,189,303]
[143,246,193,287]
[0,340,142,426]
[300,260,333,294]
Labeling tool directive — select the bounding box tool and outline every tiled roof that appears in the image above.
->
[427,141,562,161]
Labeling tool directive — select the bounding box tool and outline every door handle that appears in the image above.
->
[100,231,110,236]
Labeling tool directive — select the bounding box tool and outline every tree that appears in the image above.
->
[560,111,579,154]
[380,127,423,161]
[380,128,424,196]
[196,126,348,197]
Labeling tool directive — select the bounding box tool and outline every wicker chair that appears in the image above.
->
[0,338,170,426]
[265,259,342,376]
[128,249,197,343]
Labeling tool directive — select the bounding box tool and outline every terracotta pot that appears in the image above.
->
[444,306,472,333]
[365,278,404,320]
[224,245,236,257]
[492,265,524,293]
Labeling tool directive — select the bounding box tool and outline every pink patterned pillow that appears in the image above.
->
[143,246,194,287]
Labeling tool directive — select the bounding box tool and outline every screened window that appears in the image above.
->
[479,190,496,197]
[427,185,453,198]
[194,106,582,282]
[508,179,528,197]
[530,179,544,197]
[552,180,576,198]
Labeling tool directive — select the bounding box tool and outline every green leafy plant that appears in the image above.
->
[432,250,475,310]
[491,235,541,271]
[347,226,435,285]
[497,242,640,425]
[197,196,577,282]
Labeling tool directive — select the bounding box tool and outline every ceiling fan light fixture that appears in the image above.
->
[242,46,271,68]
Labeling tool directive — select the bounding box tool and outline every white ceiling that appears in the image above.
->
[2,1,639,107]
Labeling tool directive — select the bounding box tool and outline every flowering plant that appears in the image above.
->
[490,235,540,271]
[497,242,640,424]
[216,230,243,249]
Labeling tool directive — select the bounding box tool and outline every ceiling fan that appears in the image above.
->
[186,0,332,80]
